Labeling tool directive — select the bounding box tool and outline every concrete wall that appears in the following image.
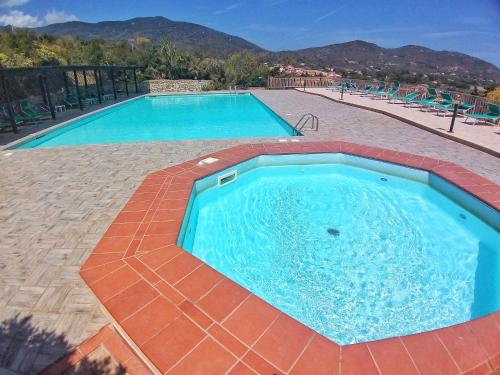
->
[142,79,211,93]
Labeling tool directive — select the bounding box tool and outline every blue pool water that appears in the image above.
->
[16,93,295,149]
[181,159,499,344]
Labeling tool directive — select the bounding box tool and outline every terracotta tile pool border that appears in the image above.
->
[80,141,500,375]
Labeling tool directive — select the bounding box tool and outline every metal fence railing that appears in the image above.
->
[267,77,499,115]
[0,65,144,133]
[268,77,337,89]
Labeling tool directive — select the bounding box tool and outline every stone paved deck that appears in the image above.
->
[304,87,500,155]
[0,90,499,373]
[255,90,499,182]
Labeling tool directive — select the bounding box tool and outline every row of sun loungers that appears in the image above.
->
[63,90,115,109]
[0,100,52,132]
[327,81,500,126]
[1,90,118,132]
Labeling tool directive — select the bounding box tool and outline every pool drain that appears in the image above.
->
[459,213,467,220]
[327,228,340,237]
[380,177,388,182]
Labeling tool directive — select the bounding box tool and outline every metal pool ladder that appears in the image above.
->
[229,85,239,95]
[295,113,319,132]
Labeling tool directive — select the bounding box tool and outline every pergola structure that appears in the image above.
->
[0,65,144,133]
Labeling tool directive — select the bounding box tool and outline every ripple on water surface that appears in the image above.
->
[184,164,499,344]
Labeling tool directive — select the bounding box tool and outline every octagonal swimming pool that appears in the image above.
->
[179,153,499,344]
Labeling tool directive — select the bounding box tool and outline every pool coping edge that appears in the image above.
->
[79,140,500,375]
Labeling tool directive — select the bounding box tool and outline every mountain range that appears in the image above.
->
[30,16,500,82]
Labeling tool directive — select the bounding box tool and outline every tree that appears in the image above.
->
[225,52,268,86]
[199,57,225,81]
[486,87,500,102]
[0,30,275,88]
[34,43,64,66]
[157,40,180,79]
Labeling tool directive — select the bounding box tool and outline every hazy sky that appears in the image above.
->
[1,0,499,66]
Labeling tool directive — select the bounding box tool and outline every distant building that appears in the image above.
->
[274,64,340,79]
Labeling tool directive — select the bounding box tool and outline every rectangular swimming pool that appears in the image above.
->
[15,93,297,149]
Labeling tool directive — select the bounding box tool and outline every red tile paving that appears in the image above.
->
[227,361,259,375]
[79,141,500,374]
[175,264,224,302]
[141,315,206,373]
[208,324,248,358]
[223,294,281,346]
[40,325,152,375]
[402,332,460,374]
[367,337,418,375]
[121,296,182,346]
[289,334,340,375]
[341,343,380,375]
[197,278,251,322]
[105,280,159,322]
[166,337,237,375]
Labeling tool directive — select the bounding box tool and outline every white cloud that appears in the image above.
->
[0,10,41,27]
[0,9,79,28]
[424,30,472,38]
[214,2,243,15]
[423,30,494,39]
[315,3,347,23]
[44,10,78,25]
[263,0,289,6]
[0,0,29,8]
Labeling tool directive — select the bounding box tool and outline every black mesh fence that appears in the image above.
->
[0,65,144,133]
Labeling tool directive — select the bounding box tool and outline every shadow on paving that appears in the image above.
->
[0,315,126,375]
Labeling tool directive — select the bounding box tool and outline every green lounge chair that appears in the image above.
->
[375,82,400,99]
[338,82,352,91]
[409,95,437,107]
[407,87,438,107]
[389,92,419,104]
[82,89,99,104]
[2,105,35,124]
[64,94,94,108]
[434,100,474,117]
[79,95,96,105]
[15,111,38,123]
[0,112,23,131]
[387,81,400,98]
[102,92,115,100]
[84,97,97,105]
[82,90,98,104]
[19,100,51,120]
[465,104,500,125]
[425,92,453,111]
[328,82,343,91]
[352,84,373,95]
[346,82,357,91]
[0,116,23,131]
[376,87,398,99]
[330,81,355,93]
[427,87,438,96]
[64,96,79,109]
[362,82,385,96]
